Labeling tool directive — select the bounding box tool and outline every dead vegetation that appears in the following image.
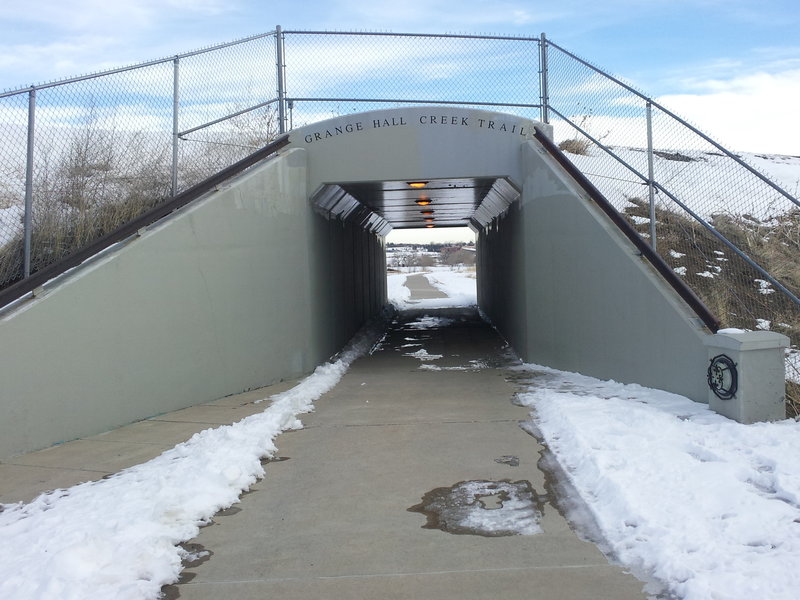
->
[0,106,280,289]
[623,197,800,416]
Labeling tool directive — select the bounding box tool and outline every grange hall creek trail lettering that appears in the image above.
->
[300,113,534,144]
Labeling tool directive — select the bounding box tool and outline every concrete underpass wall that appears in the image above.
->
[309,213,387,359]
[0,148,387,459]
[478,141,710,402]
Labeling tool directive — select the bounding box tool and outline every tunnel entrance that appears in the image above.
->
[286,105,742,411]
[0,106,786,459]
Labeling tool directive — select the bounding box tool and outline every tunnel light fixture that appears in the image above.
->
[425,224,435,228]
[415,196,432,206]
[424,218,434,223]
[420,210,434,216]
[407,181,429,189]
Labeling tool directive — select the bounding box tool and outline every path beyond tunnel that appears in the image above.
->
[162,301,647,599]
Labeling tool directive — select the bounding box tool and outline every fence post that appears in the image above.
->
[276,25,287,134]
[171,57,180,197]
[538,33,550,124]
[645,101,657,250]
[23,86,36,278]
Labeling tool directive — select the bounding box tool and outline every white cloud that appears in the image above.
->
[657,70,800,154]
[0,0,230,31]
[330,0,564,32]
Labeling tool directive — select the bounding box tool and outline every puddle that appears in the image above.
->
[408,480,542,537]
[160,543,213,599]
[261,455,290,464]
[216,506,241,517]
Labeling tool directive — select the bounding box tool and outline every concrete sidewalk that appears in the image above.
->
[0,379,302,506]
[161,306,648,599]
[1,272,648,599]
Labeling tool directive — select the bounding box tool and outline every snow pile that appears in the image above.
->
[0,316,386,600]
[386,270,412,306]
[404,348,443,361]
[516,364,800,600]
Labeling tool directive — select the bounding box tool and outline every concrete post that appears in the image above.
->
[703,331,790,423]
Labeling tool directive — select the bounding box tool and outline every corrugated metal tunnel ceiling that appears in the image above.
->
[312,176,520,236]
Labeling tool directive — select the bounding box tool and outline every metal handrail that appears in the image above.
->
[0,31,279,97]
[283,30,539,42]
[533,126,722,332]
[178,99,280,139]
[544,39,800,209]
[0,134,289,311]
[285,97,542,109]
[548,106,800,308]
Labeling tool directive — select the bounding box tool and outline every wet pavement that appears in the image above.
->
[163,303,648,599]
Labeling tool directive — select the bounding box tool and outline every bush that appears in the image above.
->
[558,137,591,156]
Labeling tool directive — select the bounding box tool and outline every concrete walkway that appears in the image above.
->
[402,272,448,300]
[0,275,648,599]
[0,380,303,506]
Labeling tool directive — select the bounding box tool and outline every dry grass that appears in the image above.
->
[558,137,591,156]
[623,197,800,416]
[0,110,280,289]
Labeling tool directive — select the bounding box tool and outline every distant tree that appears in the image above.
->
[442,248,475,268]
[416,254,436,267]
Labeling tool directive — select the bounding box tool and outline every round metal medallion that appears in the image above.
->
[707,354,738,400]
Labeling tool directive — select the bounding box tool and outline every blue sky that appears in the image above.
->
[2,1,798,150]
[1,0,798,242]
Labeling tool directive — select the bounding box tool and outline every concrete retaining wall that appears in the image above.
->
[0,148,386,459]
[479,141,711,402]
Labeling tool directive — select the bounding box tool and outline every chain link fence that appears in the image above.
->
[0,29,797,411]
[280,31,541,128]
[543,39,800,412]
[0,30,542,293]
[0,32,280,292]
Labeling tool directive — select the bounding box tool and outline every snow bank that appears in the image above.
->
[516,364,800,600]
[0,313,387,600]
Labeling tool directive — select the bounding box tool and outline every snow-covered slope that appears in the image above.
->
[564,147,800,220]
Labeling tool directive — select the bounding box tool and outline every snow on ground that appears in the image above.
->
[515,364,800,600]
[0,315,387,600]
[387,266,477,309]
[393,271,800,598]
[3,269,798,599]
[564,148,799,220]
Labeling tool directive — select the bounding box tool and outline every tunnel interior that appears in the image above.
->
[294,106,719,409]
[312,176,520,234]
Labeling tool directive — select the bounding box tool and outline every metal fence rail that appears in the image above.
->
[540,39,799,405]
[279,30,541,130]
[0,31,281,291]
[0,28,797,408]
